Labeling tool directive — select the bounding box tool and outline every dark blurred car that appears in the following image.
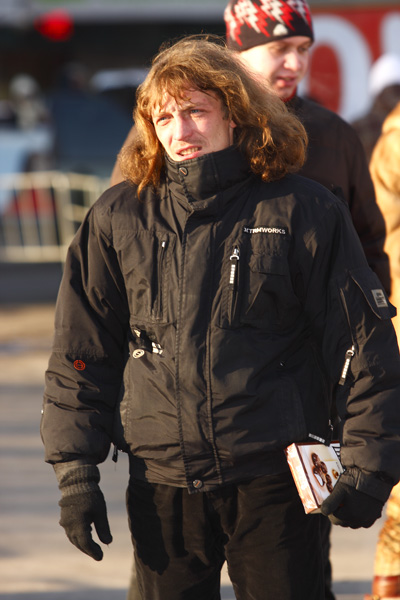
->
[47,66,143,177]
[90,66,148,117]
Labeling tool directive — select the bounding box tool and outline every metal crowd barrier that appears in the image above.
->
[0,171,109,263]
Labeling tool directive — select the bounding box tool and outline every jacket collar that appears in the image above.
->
[286,94,301,111]
[164,145,252,214]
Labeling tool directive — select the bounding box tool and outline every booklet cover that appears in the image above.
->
[285,441,343,514]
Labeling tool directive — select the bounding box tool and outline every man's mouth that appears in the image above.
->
[277,76,297,86]
[178,147,201,156]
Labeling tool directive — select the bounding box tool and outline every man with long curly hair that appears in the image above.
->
[42,36,400,600]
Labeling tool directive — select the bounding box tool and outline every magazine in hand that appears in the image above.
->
[285,441,343,514]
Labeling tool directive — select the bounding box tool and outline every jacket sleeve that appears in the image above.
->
[40,199,130,465]
[345,125,391,294]
[294,97,390,293]
[299,196,400,488]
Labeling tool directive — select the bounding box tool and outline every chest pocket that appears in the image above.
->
[220,240,302,331]
[118,230,176,325]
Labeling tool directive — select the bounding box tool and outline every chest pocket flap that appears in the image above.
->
[249,253,288,275]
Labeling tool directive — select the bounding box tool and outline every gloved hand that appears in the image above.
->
[320,467,390,529]
[54,461,112,561]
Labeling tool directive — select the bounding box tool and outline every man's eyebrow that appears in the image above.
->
[270,40,312,49]
[153,100,207,116]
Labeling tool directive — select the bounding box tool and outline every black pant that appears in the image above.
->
[126,471,324,600]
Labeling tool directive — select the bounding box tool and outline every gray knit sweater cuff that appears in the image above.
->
[54,461,100,498]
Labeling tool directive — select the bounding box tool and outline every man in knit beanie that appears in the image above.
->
[224,0,313,101]
[224,3,390,600]
[221,0,389,291]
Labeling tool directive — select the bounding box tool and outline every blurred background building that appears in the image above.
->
[0,0,399,302]
[0,0,399,176]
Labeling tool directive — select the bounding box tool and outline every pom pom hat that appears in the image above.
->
[225,0,314,52]
[369,53,400,98]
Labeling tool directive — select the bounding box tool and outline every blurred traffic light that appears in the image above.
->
[34,10,74,42]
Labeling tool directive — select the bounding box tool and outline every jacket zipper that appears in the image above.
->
[157,239,167,318]
[339,345,355,386]
[229,246,240,323]
[339,288,356,386]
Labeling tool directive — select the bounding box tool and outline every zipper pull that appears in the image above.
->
[229,246,240,287]
[339,345,355,386]
[156,239,167,318]
[308,433,326,444]
[159,239,167,266]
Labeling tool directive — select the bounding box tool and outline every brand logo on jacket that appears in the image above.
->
[73,359,86,370]
[243,226,287,235]
[372,289,388,309]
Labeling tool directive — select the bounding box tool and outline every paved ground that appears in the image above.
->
[0,303,381,599]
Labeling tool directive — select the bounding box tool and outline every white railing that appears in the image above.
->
[0,171,109,263]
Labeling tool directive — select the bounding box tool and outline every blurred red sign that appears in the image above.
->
[304,6,400,121]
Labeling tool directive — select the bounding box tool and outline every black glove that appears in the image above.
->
[320,467,390,529]
[55,462,112,561]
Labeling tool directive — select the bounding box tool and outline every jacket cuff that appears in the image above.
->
[341,467,393,503]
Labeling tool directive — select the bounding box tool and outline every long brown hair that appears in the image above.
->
[119,35,307,197]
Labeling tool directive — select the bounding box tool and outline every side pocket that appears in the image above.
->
[119,230,175,325]
[112,381,129,453]
[275,374,308,443]
[112,338,133,453]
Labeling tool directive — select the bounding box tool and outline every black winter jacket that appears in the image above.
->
[290,96,390,294]
[41,147,400,496]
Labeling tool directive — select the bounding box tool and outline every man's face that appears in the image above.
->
[152,88,237,162]
[238,36,312,100]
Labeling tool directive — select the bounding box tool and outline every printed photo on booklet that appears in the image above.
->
[285,441,344,514]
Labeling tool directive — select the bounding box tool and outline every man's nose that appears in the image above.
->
[284,51,302,70]
[173,116,192,140]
